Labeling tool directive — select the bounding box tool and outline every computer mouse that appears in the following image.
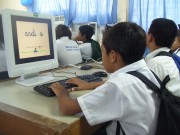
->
[92,71,108,77]
[80,65,92,70]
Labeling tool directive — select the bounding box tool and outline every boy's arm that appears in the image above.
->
[49,83,81,115]
[49,79,105,115]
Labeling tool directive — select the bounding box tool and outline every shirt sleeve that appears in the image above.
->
[77,82,123,126]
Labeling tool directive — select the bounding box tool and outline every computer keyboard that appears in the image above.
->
[33,74,102,97]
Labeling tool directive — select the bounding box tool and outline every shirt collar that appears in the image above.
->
[145,47,170,62]
[109,59,147,79]
[59,36,69,40]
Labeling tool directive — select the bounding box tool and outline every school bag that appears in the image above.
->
[127,71,180,135]
[155,50,180,71]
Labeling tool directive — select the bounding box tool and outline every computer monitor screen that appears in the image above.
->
[2,9,58,86]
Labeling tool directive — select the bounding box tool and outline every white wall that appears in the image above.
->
[118,0,128,22]
[0,0,27,11]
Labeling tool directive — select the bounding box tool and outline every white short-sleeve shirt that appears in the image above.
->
[145,47,180,96]
[56,37,82,66]
[77,59,160,135]
[79,42,92,60]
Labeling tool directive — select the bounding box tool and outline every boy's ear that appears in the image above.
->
[109,50,116,63]
[147,33,153,42]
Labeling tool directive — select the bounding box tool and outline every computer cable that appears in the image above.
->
[85,58,102,65]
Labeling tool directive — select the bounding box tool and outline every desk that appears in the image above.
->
[0,64,106,135]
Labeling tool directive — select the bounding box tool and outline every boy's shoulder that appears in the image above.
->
[107,72,143,87]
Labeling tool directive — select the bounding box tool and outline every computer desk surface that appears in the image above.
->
[0,63,107,135]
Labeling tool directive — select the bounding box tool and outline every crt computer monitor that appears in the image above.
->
[2,9,58,86]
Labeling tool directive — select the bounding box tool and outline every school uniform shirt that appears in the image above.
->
[145,47,180,97]
[79,42,92,60]
[56,37,82,66]
[77,59,160,135]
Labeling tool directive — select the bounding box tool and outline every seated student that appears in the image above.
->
[74,25,102,60]
[50,22,160,135]
[56,24,82,66]
[146,18,180,96]
[171,31,180,56]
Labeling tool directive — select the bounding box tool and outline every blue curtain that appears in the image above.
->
[26,0,117,26]
[128,0,180,32]
[128,0,180,56]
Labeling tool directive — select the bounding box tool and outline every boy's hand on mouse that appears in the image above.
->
[66,78,91,91]
[49,82,66,96]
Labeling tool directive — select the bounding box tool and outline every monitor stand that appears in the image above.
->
[15,72,55,87]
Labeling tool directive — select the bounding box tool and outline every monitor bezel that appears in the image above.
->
[2,9,58,78]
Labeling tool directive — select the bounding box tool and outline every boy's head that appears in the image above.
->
[56,24,72,40]
[148,18,177,48]
[102,22,146,72]
[77,25,94,41]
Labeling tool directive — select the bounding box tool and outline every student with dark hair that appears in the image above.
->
[55,24,82,66]
[50,22,160,135]
[74,25,102,60]
[56,24,72,39]
[146,18,180,96]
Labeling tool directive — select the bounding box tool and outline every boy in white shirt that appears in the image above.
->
[74,25,102,60]
[56,24,82,66]
[146,18,180,97]
[50,22,160,135]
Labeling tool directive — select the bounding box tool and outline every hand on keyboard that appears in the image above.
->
[34,74,102,97]
[49,82,68,96]
[66,78,92,91]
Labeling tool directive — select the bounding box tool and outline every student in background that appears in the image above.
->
[171,31,180,56]
[50,22,160,135]
[146,18,180,96]
[74,25,102,61]
[56,24,82,67]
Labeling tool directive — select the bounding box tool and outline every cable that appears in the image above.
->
[67,64,81,69]
[85,58,102,65]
